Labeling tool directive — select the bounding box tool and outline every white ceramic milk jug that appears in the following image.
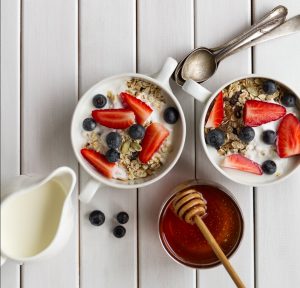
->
[0,166,76,265]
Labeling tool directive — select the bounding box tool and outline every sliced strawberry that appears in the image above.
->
[81,148,116,178]
[92,109,135,129]
[276,113,300,158]
[205,91,224,128]
[243,100,286,127]
[139,123,169,163]
[222,154,263,175]
[120,92,153,125]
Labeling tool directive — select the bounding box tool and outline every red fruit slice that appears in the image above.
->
[120,92,153,125]
[139,123,169,163]
[81,148,116,178]
[243,100,286,127]
[92,109,135,129]
[276,113,300,158]
[205,91,224,128]
[222,154,263,175]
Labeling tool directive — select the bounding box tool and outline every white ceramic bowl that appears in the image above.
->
[183,75,300,186]
[71,58,186,202]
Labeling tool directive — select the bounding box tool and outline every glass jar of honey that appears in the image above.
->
[158,179,244,268]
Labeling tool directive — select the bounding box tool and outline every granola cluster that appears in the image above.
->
[205,78,283,156]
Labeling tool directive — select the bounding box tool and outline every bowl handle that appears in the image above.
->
[79,178,105,203]
[152,57,178,87]
[182,79,212,103]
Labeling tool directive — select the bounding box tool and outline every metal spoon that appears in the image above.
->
[173,14,300,86]
[180,5,288,83]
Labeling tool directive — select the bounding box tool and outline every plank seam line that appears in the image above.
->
[77,0,81,287]
[20,0,24,285]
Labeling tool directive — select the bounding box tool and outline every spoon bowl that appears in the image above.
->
[181,48,217,82]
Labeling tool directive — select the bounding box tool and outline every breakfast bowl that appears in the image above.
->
[71,58,186,202]
[158,179,244,268]
[183,76,300,186]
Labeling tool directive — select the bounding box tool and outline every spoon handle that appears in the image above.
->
[221,15,300,58]
[215,5,287,62]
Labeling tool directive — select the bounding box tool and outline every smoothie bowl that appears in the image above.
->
[183,76,300,186]
[71,58,186,202]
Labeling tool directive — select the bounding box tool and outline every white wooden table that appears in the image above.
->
[1,0,300,287]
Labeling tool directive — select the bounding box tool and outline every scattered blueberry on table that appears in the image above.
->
[106,132,122,149]
[89,210,105,226]
[113,225,126,238]
[262,80,277,95]
[117,212,129,224]
[83,118,96,131]
[129,124,145,140]
[164,107,179,124]
[238,126,255,143]
[262,160,277,175]
[93,94,107,108]
[105,148,120,163]
[262,130,277,145]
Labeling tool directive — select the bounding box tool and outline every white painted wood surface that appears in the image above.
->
[254,1,300,287]
[1,0,21,287]
[1,0,300,287]
[79,1,137,287]
[195,1,254,287]
[20,0,79,287]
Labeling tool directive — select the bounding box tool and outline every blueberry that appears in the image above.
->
[281,93,296,107]
[238,126,255,143]
[113,225,126,238]
[262,130,277,145]
[129,124,145,140]
[105,149,120,163]
[262,80,277,95]
[93,94,107,108]
[106,132,122,149]
[89,210,105,226]
[83,118,96,131]
[262,160,277,175]
[164,107,179,124]
[116,212,129,224]
[205,129,225,149]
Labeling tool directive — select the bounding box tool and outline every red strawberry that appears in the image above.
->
[222,154,263,175]
[120,92,153,125]
[81,148,116,178]
[205,91,224,128]
[276,113,300,158]
[243,100,286,127]
[92,109,135,129]
[139,123,169,163]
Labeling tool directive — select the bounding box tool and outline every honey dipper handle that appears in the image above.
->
[194,215,245,288]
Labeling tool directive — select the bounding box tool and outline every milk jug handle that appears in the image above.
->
[79,179,103,203]
[1,255,7,266]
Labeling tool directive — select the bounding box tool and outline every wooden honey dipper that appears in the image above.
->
[173,189,245,288]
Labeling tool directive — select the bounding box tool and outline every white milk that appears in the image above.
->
[1,180,66,258]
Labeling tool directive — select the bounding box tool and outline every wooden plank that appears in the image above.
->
[21,0,79,287]
[138,1,196,287]
[195,1,255,287]
[0,0,21,287]
[253,1,300,287]
[79,1,137,288]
